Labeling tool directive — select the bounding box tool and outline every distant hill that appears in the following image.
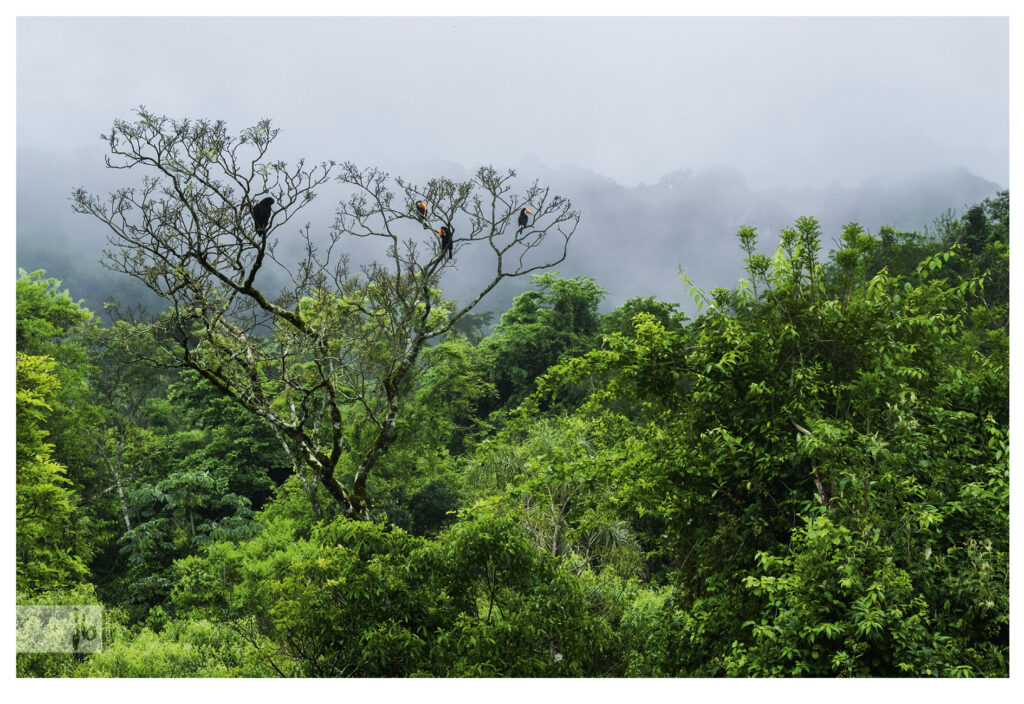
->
[17,148,1001,319]
[505,164,1002,314]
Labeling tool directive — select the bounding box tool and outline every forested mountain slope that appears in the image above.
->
[15,118,1008,677]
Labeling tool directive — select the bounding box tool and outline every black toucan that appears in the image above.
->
[252,197,275,235]
[517,207,532,235]
[415,200,428,220]
[438,224,454,261]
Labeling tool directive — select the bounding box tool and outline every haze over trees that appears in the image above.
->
[16,110,1008,678]
[17,147,1002,323]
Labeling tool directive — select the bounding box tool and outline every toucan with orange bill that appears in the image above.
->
[517,207,532,234]
[415,200,428,220]
[438,223,454,261]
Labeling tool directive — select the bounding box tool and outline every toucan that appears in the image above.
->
[517,207,532,234]
[438,224,454,261]
[252,197,274,235]
[415,201,428,220]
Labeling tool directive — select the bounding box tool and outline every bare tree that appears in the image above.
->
[73,108,580,520]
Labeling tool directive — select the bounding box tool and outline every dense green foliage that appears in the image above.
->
[16,193,1008,677]
[16,353,89,592]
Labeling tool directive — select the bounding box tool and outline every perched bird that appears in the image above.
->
[415,201,428,220]
[438,224,454,261]
[252,197,275,235]
[517,207,532,234]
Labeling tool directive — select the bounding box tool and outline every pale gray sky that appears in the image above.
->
[17,16,1008,190]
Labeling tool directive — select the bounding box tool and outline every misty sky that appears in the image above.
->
[17,16,1008,190]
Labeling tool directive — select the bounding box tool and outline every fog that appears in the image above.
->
[16,16,1008,316]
